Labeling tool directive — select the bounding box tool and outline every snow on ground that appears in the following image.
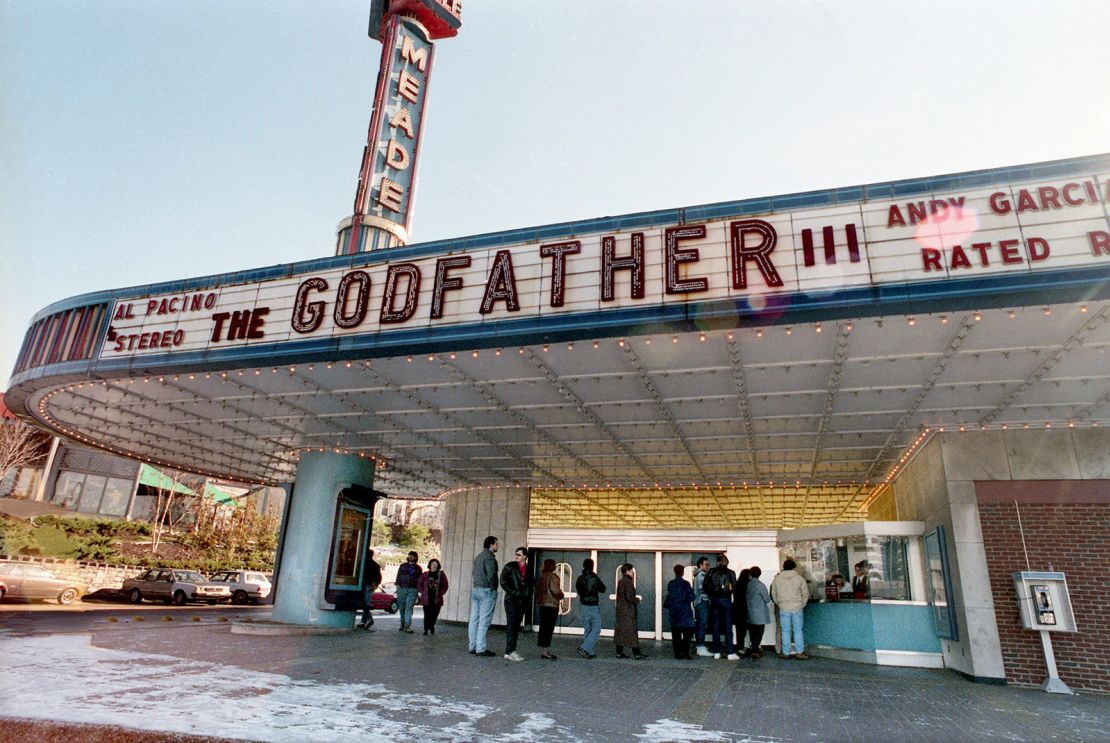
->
[0,634,746,742]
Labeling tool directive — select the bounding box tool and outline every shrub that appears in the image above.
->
[0,516,37,555]
[397,523,430,548]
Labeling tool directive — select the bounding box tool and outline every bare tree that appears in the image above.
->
[150,469,192,555]
[0,419,50,485]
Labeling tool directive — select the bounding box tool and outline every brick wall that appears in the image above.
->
[978,498,1110,692]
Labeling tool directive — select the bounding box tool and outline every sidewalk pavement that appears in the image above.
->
[1,612,1107,742]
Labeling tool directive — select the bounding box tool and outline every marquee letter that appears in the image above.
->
[398,70,421,104]
[292,277,328,334]
[665,225,709,294]
[385,140,410,171]
[602,233,645,301]
[378,177,404,212]
[1088,231,1110,256]
[431,256,471,319]
[334,271,371,329]
[389,107,415,139]
[729,219,784,289]
[380,264,421,324]
[480,250,520,314]
[399,34,428,73]
[540,241,581,308]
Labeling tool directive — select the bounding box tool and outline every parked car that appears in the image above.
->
[369,582,398,613]
[121,568,231,605]
[208,569,271,605]
[0,561,85,605]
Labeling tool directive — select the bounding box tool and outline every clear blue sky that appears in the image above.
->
[3,1,1108,382]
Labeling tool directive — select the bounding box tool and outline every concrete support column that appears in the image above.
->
[272,451,376,627]
[440,486,531,624]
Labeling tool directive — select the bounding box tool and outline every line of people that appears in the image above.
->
[467,538,814,662]
[677,554,810,660]
[364,538,812,663]
[467,537,651,661]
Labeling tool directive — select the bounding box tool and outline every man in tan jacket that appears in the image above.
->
[770,559,811,659]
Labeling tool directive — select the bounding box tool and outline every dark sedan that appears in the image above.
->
[0,562,85,604]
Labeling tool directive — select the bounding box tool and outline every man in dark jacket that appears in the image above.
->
[706,554,740,659]
[395,550,422,633]
[358,548,383,630]
[499,546,533,661]
[575,558,606,659]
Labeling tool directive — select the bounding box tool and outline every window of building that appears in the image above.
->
[99,477,132,517]
[77,475,107,513]
[782,535,913,601]
[53,471,84,510]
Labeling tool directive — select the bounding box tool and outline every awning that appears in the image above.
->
[138,464,197,496]
[203,482,242,508]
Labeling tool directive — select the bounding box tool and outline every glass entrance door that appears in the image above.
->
[597,550,655,637]
[531,549,590,631]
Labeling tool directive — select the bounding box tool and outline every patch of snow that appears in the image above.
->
[635,718,781,742]
[0,634,576,742]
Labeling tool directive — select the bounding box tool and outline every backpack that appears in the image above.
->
[708,568,731,598]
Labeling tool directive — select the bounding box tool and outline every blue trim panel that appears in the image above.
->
[25,152,1110,323]
[1013,571,1066,580]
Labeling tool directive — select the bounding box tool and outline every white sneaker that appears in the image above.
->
[696,646,712,657]
[727,653,741,660]
[504,652,524,662]
[713,653,722,659]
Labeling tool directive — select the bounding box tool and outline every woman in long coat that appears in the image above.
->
[535,558,564,660]
[614,563,647,659]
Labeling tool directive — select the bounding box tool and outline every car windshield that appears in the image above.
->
[175,571,206,582]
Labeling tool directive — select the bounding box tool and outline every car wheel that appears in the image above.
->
[58,588,78,605]
[128,588,143,604]
[172,590,187,606]
[388,600,398,614]
[233,590,249,605]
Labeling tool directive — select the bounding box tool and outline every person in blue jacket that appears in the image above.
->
[664,564,696,659]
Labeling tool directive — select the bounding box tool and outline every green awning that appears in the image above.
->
[138,464,197,495]
[203,482,242,508]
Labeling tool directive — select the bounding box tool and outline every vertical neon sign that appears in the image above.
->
[337,1,462,255]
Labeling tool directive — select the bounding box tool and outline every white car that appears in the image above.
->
[208,569,272,605]
[121,568,231,605]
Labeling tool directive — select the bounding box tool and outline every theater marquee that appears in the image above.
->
[101,171,1110,359]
